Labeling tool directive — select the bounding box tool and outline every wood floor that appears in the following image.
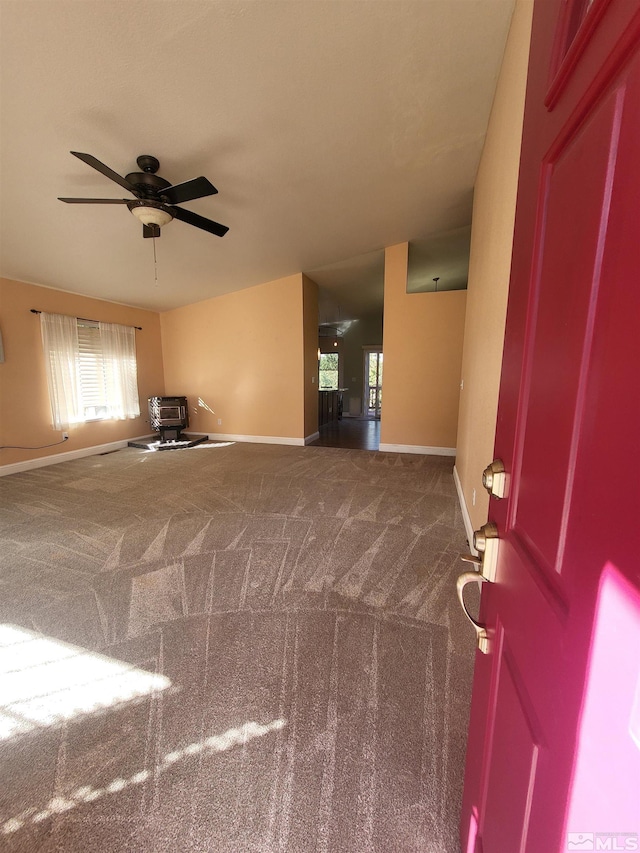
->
[309,416,380,450]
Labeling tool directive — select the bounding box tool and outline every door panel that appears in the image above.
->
[482,646,540,853]
[460,2,640,851]
[514,86,622,577]
[566,566,640,837]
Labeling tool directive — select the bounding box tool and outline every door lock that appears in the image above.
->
[482,459,507,499]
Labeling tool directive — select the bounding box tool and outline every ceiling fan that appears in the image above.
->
[58,152,229,238]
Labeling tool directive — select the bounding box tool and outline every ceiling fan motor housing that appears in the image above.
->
[125,170,172,199]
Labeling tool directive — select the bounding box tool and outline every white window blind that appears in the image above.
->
[77,321,108,420]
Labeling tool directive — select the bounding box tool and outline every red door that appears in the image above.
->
[460,2,640,852]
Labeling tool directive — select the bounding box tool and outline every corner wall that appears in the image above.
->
[380,242,466,453]
[160,274,308,442]
[455,0,534,531]
[0,277,164,470]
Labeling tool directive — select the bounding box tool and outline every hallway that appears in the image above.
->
[309,416,381,451]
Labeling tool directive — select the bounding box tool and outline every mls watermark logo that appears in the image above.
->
[567,832,639,851]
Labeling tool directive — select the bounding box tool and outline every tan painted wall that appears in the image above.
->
[0,277,164,466]
[380,242,466,450]
[302,275,319,439]
[455,0,534,530]
[160,274,306,440]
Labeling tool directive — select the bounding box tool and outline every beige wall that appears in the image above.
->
[455,0,533,530]
[0,277,164,467]
[380,242,466,450]
[160,274,307,440]
[302,275,319,438]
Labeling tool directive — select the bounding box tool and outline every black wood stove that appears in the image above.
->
[128,396,208,450]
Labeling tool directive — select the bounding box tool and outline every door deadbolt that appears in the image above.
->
[482,459,507,499]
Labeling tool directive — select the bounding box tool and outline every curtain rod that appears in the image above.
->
[30,309,142,331]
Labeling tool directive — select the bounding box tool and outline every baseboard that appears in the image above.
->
[207,433,306,447]
[453,464,477,553]
[304,432,320,444]
[0,434,152,477]
[378,443,457,456]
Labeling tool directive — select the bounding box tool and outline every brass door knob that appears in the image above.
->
[472,522,499,582]
[482,459,507,499]
[473,521,498,553]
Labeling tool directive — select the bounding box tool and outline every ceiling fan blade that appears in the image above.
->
[58,197,130,204]
[143,224,160,238]
[161,176,217,205]
[70,152,136,193]
[170,205,229,237]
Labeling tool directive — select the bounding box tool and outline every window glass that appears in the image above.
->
[319,353,339,390]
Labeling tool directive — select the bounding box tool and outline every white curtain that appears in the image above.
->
[99,321,141,420]
[40,312,83,429]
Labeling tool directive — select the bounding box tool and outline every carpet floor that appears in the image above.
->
[0,442,476,853]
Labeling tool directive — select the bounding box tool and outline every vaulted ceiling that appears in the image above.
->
[0,0,514,313]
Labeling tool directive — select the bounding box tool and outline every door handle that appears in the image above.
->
[456,571,490,654]
[461,522,500,582]
[482,458,507,499]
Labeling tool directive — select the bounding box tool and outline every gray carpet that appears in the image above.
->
[0,442,476,852]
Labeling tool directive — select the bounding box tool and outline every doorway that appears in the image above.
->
[307,249,385,450]
[364,347,383,419]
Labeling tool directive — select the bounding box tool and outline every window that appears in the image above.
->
[40,312,140,429]
[319,352,339,390]
[77,322,109,420]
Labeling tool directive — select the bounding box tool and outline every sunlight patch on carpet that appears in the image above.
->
[1,717,287,835]
[0,624,171,740]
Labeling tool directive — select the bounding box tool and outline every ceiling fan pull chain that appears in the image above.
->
[152,235,158,286]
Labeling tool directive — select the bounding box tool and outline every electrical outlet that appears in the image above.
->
[62,432,69,441]
[217,418,222,426]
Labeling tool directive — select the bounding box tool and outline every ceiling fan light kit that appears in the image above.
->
[58,152,229,238]
[128,201,173,228]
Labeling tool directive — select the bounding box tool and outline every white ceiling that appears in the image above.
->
[0,0,514,313]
